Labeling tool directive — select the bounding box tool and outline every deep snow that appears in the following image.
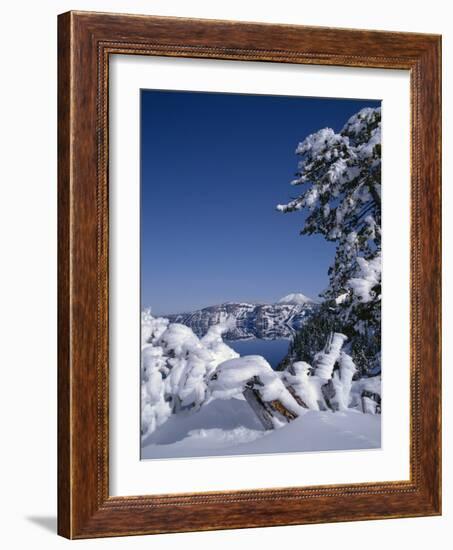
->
[141,396,380,459]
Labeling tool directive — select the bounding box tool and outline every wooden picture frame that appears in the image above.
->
[58,10,441,539]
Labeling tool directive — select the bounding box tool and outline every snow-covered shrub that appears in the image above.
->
[281,333,356,412]
[281,331,377,414]
[141,311,238,439]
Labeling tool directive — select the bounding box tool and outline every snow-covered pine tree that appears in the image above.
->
[277,107,381,376]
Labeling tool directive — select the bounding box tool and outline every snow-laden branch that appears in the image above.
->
[277,107,381,310]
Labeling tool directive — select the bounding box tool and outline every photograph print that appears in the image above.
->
[140,89,382,460]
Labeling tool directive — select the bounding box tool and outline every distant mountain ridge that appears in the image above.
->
[166,295,318,340]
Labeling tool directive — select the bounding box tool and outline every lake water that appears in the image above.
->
[226,338,291,370]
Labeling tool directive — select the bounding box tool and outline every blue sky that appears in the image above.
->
[141,90,380,315]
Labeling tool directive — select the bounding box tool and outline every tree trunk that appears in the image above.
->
[243,376,299,430]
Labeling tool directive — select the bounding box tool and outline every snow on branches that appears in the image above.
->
[277,107,381,300]
[277,107,382,368]
[281,332,363,413]
[347,252,381,306]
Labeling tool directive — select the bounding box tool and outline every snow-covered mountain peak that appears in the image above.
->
[277,293,317,305]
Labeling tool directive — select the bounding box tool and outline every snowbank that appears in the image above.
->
[142,407,381,459]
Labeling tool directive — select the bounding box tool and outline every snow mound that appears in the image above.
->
[141,407,381,459]
[277,293,316,305]
[142,397,265,449]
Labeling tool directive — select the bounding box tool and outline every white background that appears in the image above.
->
[0,1,450,548]
[110,56,410,495]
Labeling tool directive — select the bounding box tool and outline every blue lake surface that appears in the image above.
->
[226,338,291,369]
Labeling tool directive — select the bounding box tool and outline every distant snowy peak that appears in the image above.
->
[277,293,317,306]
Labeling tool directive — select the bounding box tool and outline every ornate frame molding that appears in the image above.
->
[58,11,441,538]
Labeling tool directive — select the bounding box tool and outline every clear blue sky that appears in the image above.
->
[141,90,380,315]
